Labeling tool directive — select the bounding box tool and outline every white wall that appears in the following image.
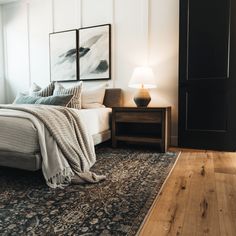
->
[28,0,53,88]
[1,0,179,145]
[149,0,179,145]
[0,5,5,103]
[3,2,30,102]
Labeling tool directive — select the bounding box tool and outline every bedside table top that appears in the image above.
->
[112,107,171,112]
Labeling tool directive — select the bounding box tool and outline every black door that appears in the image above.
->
[179,0,236,151]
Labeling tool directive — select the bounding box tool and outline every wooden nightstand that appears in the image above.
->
[112,107,171,152]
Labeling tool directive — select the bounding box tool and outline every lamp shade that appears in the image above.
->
[128,66,156,89]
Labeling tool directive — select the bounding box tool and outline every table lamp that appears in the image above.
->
[128,66,156,107]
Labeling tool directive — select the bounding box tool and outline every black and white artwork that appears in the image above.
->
[50,30,78,82]
[79,24,111,81]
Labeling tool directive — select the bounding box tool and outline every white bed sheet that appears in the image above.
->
[73,107,111,136]
[0,107,111,154]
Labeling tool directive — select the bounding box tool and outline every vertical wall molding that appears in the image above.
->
[147,0,150,65]
[26,2,31,87]
[51,0,55,32]
[2,4,9,102]
[0,5,6,103]
[140,0,149,65]
[75,0,82,28]
[111,0,115,87]
[80,0,83,27]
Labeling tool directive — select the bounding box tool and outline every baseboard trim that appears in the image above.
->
[171,135,178,147]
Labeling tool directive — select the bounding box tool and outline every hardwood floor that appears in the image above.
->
[139,149,236,236]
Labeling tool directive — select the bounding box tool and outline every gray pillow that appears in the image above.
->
[14,94,74,107]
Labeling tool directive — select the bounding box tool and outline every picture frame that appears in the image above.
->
[49,29,78,82]
[78,24,111,81]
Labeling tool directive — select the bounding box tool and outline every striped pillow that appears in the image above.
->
[53,82,83,109]
[30,82,55,97]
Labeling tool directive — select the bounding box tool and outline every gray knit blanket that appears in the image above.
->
[0,104,106,188]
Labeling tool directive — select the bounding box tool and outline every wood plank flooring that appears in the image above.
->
[139,149,236,236]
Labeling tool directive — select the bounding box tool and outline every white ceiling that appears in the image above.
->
[0,0,19,5]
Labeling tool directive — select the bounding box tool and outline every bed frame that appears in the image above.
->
[0,88,122,171]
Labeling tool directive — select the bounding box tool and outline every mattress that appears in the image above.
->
[0,107,111,154]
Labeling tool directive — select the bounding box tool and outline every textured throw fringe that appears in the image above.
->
[46,167,74,189]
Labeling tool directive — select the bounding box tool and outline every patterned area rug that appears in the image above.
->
[0,147,178,236]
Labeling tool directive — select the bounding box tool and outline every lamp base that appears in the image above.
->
[133,88,151,107]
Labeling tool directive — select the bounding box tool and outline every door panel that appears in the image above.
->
[188,0,230,79]
[179,0,235,150]
[186,88,227,131]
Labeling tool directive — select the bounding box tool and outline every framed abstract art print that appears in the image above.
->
[50,29,78,82]
[78,24,111,81]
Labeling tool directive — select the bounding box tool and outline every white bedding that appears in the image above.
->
[73,107,111,136]
[0,107,111,154]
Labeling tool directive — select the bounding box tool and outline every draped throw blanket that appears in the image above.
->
[0,104,106,188]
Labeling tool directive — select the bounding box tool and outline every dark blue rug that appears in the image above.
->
[0,147,178,235]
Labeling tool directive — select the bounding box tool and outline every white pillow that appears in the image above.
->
[81,84,106,109]
[29,82,41,94]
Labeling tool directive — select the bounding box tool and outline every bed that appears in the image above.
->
[0,88,122,172]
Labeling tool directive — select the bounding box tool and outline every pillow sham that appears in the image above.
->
[53,82,83,109]
[81,84,106,108]
[14,94,74,107]
[30,82,55,97]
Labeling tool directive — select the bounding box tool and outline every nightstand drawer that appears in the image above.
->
[115,111,162,123]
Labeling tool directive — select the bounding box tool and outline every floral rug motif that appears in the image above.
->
[0,147,178,235]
